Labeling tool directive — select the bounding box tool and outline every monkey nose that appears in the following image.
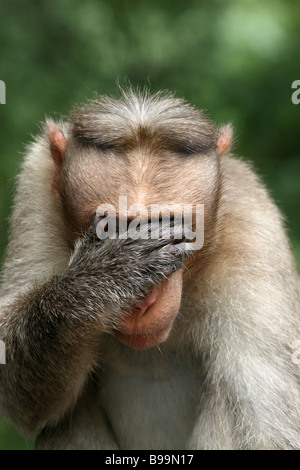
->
[132,289,158,316]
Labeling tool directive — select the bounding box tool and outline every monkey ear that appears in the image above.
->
[47,121,67,168]
[217,124,233,156]
[47,121,67,194]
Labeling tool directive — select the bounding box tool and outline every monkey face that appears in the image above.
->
[56,148,219,349]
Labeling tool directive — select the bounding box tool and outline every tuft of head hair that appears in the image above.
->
[70,88,218,155]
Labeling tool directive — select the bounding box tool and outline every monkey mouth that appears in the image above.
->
[113,270,183,350]
[113,322,173,350]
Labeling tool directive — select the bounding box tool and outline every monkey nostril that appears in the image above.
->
[132,306,145,316]
[131,289,157,316]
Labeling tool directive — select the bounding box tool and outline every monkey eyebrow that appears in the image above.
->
[159,132,217,155]
[73,131,215,156]
[166,138,215,155]
[72,132,118,150]
[72,114,217,155]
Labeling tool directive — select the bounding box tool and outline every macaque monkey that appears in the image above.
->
[0,89,300,450]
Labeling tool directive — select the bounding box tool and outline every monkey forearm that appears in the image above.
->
[0,273,108,435]
[188,337,300,449]
[0,235,184,435]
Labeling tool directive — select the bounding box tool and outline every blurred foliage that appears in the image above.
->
[0,419,32,450]
[0,0,299,450]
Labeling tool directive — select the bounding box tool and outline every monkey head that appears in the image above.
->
[48,91,232,350]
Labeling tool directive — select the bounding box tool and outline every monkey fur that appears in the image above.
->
[0,89,300,450]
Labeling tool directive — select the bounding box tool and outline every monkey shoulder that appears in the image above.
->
[220,155,286,232]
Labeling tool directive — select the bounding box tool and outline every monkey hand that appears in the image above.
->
[65,218,185,327]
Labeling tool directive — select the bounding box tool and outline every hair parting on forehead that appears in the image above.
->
[69,89,218,155]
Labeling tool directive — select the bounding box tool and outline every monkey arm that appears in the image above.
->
[0,278,102,436]
[184,157,300,450]
[0,230,183,437]
[185,269,300,450]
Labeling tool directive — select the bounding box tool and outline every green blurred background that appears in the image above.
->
[0,0,299,450]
